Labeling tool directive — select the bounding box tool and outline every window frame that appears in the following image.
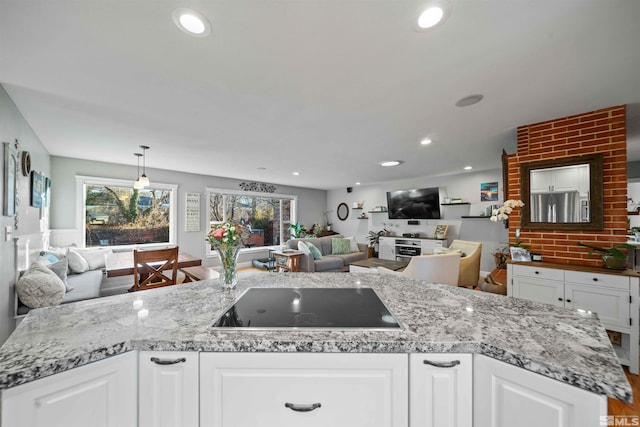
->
[76,175,178,249]
[205,187,298,256]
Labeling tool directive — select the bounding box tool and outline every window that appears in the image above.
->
[77,176,177,248]
[206,187,297,250]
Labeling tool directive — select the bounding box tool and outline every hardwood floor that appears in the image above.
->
[610,368,640,416]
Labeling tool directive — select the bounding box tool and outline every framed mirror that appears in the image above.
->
[520,154,603,230]
[337,203,349,221]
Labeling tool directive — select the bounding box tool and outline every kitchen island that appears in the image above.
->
[0,272,632,426]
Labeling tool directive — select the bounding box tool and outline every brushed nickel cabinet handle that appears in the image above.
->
[285,402,322,412]
[423,359,461,368]
[150,357,186,365]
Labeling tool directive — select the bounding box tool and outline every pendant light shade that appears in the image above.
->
[139,145,151,187]
[133,152,145,189]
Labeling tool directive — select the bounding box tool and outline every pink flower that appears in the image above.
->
[213,228,225,239]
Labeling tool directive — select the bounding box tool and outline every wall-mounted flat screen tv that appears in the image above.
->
[386,187,441,219]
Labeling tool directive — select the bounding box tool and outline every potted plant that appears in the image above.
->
[367,229,387,258]
[578,242,635,270]
[290,222,306,239]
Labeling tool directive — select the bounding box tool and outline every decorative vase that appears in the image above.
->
[602,253,627,270]
[217,245,241,289]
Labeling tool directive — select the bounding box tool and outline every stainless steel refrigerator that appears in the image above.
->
[530,191,580,223]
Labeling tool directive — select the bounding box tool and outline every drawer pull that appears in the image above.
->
[423,359,461,368]
[592,277,598,282]
[566,299,572,303]
[558,298,563,301]
[534,271,540,275]
[285,402,322,412]
[150,357,186,365]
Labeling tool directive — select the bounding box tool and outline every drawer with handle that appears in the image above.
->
[200,353,408,427]
[512,265,564,281]
[564,270,630,290]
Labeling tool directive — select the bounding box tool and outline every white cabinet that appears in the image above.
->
[510,265,565,307]
[409,353,472,427]
[474,354,606,427]
[378,236,443,261]
[200,353,408,427]
[139,351,199,427]
[379,236,395,260]
[508,263,639,374]
[1,352,137,427]
[530,166,582,193]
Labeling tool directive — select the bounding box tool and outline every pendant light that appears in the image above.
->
[138,145,150,187]
[133,152,144,189]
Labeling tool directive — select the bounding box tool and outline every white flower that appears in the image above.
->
[490,199,524,222]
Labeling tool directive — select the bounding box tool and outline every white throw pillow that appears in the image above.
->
[17,263,66,308]
[297,241,311,255]
[67,248,90,273]
[345,236,359,252]
[76,248,113,270]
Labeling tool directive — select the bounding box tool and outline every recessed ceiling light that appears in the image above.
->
[355,182,361,186]
[414,1,450,31]
[257,167,266,170]
[420,138,433,145]
[379,161,403,167]
[292,171,300,176]
[464,165,473,170]
[456,94,484,107]
[172,8,211,37]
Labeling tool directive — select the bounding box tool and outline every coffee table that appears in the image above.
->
[349,258,409,273]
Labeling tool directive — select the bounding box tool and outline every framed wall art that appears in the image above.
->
[3,142,17,216]
[30,170,44,208]
[480,181,499,201]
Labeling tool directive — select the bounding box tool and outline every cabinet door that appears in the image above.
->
[409,353,472,427]
[2,352,137,427]
[474,354,606,427]
[139,351,199,427]
[552,167,578,192]
[378,237,395,260]
[421,239,443,255]
[564,283,630,329]
[530,169,554,193]
[512,277,564,307]
[200,352,408,427]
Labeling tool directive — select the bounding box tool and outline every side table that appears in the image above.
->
[273,250,303,272]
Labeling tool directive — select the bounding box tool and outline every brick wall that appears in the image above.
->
[507,105,627,267]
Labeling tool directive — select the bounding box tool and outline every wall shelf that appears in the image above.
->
[441,203,470,206]
[461,216,490,219]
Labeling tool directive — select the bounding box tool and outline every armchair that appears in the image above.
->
[448,240,482,288]
[377,253,460,286]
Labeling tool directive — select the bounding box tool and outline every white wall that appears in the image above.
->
[0,85,51,344]
[327,169,509,273]
[50,156,327,266]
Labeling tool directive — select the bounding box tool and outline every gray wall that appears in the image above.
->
[50,156,327,266]
[0,85,51,344]
[327,169,509,274]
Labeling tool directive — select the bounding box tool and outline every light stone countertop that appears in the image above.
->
[0,272,632,402]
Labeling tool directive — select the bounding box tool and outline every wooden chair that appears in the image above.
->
[130,247,179,292]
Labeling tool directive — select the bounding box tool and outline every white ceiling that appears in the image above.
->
[1,0,639,190]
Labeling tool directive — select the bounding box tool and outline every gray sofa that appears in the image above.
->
[287,235,368,272]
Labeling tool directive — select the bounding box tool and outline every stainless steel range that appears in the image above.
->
[212,288,401,330]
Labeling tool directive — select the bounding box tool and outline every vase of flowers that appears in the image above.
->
[207,222,243,289]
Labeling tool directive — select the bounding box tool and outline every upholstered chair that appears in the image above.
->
[377,252,461,286]
[448,240,483,288]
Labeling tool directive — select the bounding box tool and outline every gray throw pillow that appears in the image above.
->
[44,259,73,292]
[17,263,66,309]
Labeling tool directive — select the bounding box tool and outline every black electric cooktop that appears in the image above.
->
[212,288,401,330]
